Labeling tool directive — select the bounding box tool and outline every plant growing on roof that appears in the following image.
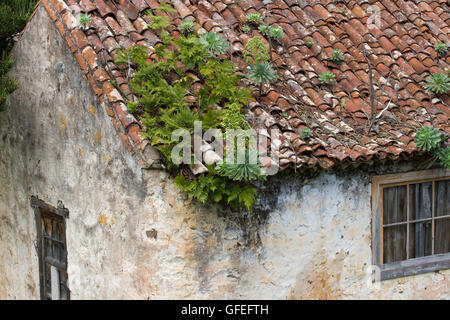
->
[242,24,251,34]
[245,12,263,25]
[435,42,447,56]
[146,10,171,30]
[319,71,336,85]
[178,19,195,34]
[268,26,284,42]
[79,13,91,29]
[156,0,176,13]
[247,61,277,98]
[415,126,449,169]
[216,149,265,182]
[258,24,269,35]
[199,32,229,57]
[116,29,262,210]
[426,73,450,94]
[328,49,344,65]
[306,40,313,48]
[299,127,312,138]
[243,36,269,65]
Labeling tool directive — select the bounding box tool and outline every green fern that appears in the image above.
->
[426,73,450,94]
[156,0,176,13]
[147,10,171,30]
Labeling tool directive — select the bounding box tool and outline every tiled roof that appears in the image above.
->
[40,0,450,171]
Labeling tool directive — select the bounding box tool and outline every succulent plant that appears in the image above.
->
[245,12,263,24]
[319,71,336,84]
[247,61,277,98]
[179,19,195,34]
[426,73,450,94]
[258,24,269,35]
[299,127,312,138]
[199,32,229,56]
[435,42,447,56]
[306,40,313,48]
[414,126,444,151]
[268,26,284,41]
[217,150,263,181]
[329,49,344,65]
[247,61,277,85]
[242,24,251,34]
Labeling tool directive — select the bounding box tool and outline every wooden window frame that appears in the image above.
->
[31,196,70,300]
[372,168,450,281]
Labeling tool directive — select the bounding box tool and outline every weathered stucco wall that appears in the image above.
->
[0,6,448,300]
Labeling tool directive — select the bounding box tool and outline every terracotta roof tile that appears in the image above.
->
[40,0,450,170]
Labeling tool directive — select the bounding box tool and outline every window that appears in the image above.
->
[372,169,450,280]
[31,197,70,300]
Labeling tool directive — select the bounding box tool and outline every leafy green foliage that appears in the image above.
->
[178,19,195,34]
[0,52,18,111]
[258,24,269,36]
[243,36,269,64]
[435,42,447,56]
[247,61,277,85]
[175,173,257,211]
[221,103,250,130]
[306,40,313,48]
[156,0,176,13]
[0,0,37,51]
[118,29,261,210]
[415,126,449,169]
[436,147,450,169]
[426,73,450,94]
[199,32,229,57]
[299,128,312,138]
[319,71,336,85]
[146,10,171,30]
[414,126,443,151]
[216,150,264,182]
[268,26,284,41]
[328,49,344,65]
[0,0,37,111]
[242,25,251,34]
[79,13,91,28]
[245,12,263,24]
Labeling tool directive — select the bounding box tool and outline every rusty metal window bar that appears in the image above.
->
[372,169,450,280]
[31,196,70,300]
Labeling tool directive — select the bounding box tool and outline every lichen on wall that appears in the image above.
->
[0,5,448,300]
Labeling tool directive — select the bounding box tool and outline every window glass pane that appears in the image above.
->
[383,186,407,224]
[435,180,449,217]
[435,217,450,254]
[383,225,407,263]
[409,182,432,221]
[409,221,432,258]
